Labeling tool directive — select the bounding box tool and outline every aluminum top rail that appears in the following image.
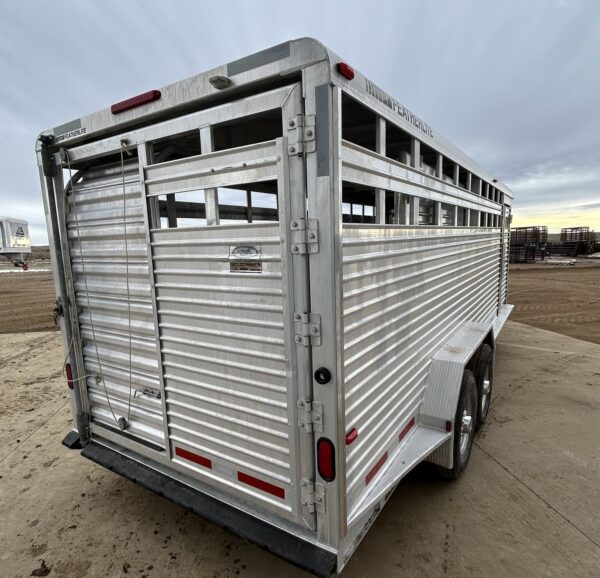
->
[37,38,513,202]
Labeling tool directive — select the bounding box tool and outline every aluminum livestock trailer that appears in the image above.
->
[0,217,31,266]
[37,38,513,576]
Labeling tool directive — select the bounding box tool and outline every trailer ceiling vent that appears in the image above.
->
[111,90,162,114]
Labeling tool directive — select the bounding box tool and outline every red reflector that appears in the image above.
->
[399,417,415,442]
[366,451,388,485]
[65,362,74,390]
[175,446,212,469]
[345,428,358,446]
[317,437,336,482]
[337,62,355,80]
[111,89,161,114]
[237,471,285,499]
[446,420,453,432]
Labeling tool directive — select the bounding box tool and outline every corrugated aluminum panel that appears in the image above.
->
[151,223,297,513]
[341,226,501,517]
[67,161,165,448]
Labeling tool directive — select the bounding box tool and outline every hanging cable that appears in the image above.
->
[120,139,134,430]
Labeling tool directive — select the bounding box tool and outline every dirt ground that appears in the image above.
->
[509,260,600,345]
[1,322,599,577]
[1,251,599,576]
[0,254,57,334]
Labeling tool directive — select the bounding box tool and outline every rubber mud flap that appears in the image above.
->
[81,442,337,577]
[61,430,82,450]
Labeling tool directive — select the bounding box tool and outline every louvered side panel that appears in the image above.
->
[152,224,296,513]
[67,162,164,448]
[342,226,502,516]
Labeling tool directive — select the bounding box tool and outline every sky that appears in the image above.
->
[1,0,599,243]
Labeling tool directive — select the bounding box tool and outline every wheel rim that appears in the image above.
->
[459,387,477,456]
[480,365,491,416]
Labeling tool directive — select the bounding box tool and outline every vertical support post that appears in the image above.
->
[305,77,344,545]
[246,189,253,223]
[435,201,443,226]
[166,194,177,228]
[453,164,460,186]
[411,138,420,169]
[466,172,472,193]
[282,83,317,532]
[436,153,443,179]
[465,208,471,227]
[410,197,420,225]
[200,126,219,225]
[40,149,89,441]
[137,143,171,456]
[375,117,386,224]
[393,193,401,225]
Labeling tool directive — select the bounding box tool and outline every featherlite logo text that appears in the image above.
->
[365,79,433,138]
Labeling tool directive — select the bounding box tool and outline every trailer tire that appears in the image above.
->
[435,369,478,481]
[471,343,493,430]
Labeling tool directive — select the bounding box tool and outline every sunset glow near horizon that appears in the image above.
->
[511,205,600,233]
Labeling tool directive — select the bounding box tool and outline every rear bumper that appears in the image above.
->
[79,439,336,577]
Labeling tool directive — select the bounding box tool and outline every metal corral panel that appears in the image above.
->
[501,229,509,304]
[151,223,299,514]
[67,162,165,448]
[341,225,501,517]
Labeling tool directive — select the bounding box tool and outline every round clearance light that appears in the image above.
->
[209,75,233,90]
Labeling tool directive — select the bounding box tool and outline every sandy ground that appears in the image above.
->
[1,321,599,577]
[509,261,600,345]
[0,258,57,334]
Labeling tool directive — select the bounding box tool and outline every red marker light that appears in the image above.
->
[345,428,358,446]
[317,437,336,482]
[65,363,74,390]
[111,89,161,114]
[337,62,355,80]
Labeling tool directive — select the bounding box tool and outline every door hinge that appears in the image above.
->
[300,479,326,514]
[297,398,323,433]
[287,114,316,156]
[290,218,319,254]
[300,478,315,513]
[52,297,64,325]
[294,312,321,346]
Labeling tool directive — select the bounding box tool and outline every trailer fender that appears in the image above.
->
[419,322,492,468]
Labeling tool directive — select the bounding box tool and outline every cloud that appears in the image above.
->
[1,0,600,244]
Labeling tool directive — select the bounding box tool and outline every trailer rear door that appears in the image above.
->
[62,85,315,529]
[145,137,314,527]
